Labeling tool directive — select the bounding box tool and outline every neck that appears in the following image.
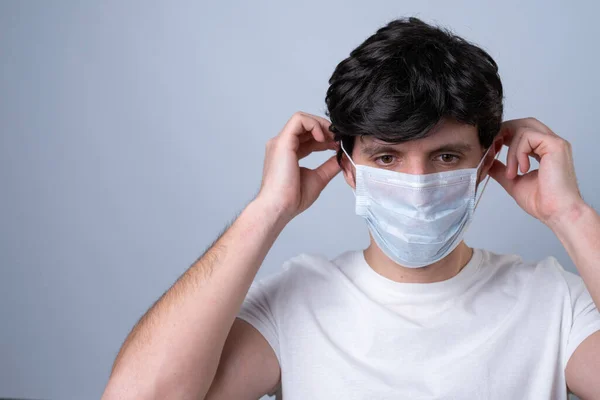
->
[363,240,473,284]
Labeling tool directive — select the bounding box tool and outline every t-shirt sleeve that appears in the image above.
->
[556,259,600,365]
[237,270,285,365]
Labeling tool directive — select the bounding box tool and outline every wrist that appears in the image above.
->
[546,201,595,235]
[247,197,294,231]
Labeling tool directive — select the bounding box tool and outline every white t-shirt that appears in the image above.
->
[237,248,600,399]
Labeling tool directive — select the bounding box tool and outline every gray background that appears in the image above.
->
[0,1,597,399]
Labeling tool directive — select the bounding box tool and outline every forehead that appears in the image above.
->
[357,119,480,152]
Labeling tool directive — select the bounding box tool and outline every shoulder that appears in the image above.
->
[276,251,352,286]
[478,248,576,296]
[250,251,352,295]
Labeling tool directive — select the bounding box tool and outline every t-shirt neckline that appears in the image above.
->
[346,248,484,301]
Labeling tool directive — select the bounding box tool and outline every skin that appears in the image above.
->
[102,112,599,399]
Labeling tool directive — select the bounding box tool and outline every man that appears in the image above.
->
[102,17,600,399]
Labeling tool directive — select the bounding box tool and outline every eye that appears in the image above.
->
[437,154,460,164]
[375,155,396,166]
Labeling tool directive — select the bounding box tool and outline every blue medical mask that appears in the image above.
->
[341,142,495,268]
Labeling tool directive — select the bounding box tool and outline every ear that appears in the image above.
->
[479,134,504,182]
[341,152,356,190]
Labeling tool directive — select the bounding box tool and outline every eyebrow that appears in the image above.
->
[431,143,474,154]
[360,142,474,157]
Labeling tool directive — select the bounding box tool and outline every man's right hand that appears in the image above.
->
[255,111,341,221]
[103,111,341,399]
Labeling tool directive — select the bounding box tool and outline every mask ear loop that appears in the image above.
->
[474,145,502,209]
[340,141,357,169]
[340,140,359,196]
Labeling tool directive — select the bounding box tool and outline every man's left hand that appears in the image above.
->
[488,117,586,227]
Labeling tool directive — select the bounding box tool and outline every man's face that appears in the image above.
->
[342,118,500,188]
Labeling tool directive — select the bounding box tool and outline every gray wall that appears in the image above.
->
[0,1,597,399]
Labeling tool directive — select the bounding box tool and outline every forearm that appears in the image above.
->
[549,202,600,308]
[102,199,289,399]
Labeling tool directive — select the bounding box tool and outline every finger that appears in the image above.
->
[313,155,342,188]
[298,131,315,144]
[297,112,333,135]
[517,139,531,175]
[515,130,552,174]
[299,111,331,124]
[280,113,326,144]
[285,112,334,144]
[298,140,335,160]
[487,159,516,196]
[302,113,336,143]
[501,118,558,141]
[297,130,336,146]
[500,118,564,176]
[519,117,554,136]
[505,126,523,179]
[498,120,519,143]
[500,118,545,134]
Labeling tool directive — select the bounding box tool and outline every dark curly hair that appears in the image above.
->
[325,17,504,164]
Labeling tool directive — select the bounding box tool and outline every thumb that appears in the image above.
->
[488,159,515,195]
[300,155,341,210]
[303,155,341,201]
[314,155,342,188]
